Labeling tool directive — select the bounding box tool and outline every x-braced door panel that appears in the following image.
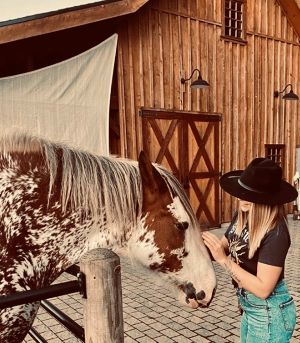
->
[140,108,221,229]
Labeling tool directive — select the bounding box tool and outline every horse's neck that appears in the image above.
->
[85,218,134,254]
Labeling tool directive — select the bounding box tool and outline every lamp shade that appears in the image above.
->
[191,77,209,89]
[282,89,299,100]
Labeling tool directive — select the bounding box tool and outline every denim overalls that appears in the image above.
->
[236,279,296,342]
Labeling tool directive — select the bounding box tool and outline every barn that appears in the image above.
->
[1,0,299,228]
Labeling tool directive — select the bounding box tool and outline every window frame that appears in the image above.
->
[265,143,285,176]
[221,0,247,44]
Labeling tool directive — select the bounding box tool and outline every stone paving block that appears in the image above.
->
[132,323,150,332]
[161,310,180,319]
[124,323,134,332]
[149,322,169,331]
[226,334,240,343]
[139,316,157,325]
[124,336,138,343]
[136,336,157,343]
[155,336,176,343]
[176,328,198,338]
[130,311,146,319]
[173,316,190,324]
[215,321,234,331]
[124,316,141,325]
[221,315,236,324]
[126,329,145,339]
[165,322,185,331]
[158,316,174,325]
[189,335,211,343]
[50,324,68,333]
[194,328,214,338]
[209,335,230,343]
[173,336,193,343]
[161,327,180,338]
[213,327,232,338]
[189,315,204,324]
[196,321,218,332]
[37,330,58,340]
[56,330,78,340]
[229,327,240,336]
[47,339,67,343]
[182,321,202,331]
[143,328,162,339]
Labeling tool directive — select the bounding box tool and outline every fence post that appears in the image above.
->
[80,248,124,343]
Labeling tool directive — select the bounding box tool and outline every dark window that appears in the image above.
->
[223,0,246,43]
[265,144,285,172]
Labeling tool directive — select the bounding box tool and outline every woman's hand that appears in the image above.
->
[202,232,227,264]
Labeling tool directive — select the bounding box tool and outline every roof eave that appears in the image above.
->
[277,0,300,38]
[0,0,149,44]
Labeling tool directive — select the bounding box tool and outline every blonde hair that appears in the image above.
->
[235,202,286,258]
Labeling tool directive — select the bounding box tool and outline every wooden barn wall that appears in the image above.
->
[117,0,300,223]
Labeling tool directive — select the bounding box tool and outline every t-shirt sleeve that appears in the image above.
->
[258,222,291,267]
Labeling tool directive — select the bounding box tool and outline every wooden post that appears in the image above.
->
[80,249,124,343]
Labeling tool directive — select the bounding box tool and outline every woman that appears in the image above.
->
[202,157,298,342]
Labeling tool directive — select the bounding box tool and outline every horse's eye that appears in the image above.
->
[176,221,189,230]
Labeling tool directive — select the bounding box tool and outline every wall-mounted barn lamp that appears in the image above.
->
[181,68,209,89]
[274,84,299,100]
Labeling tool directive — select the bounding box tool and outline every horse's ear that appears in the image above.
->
[138,151,169,205]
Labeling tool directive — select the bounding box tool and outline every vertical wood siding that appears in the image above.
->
[117,0,300,222]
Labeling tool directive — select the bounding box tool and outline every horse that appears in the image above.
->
[0,133,216,342]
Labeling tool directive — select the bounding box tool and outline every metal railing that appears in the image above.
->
[0,248,124,343]
[0,265,86,342]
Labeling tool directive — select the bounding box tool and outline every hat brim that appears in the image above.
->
[220,170,298,205]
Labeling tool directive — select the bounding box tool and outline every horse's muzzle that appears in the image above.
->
[182,282,216,308]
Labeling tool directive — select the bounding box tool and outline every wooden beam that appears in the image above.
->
[277,0,300,38]
[0,0,149,44]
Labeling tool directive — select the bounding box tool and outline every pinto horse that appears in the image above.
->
[0,134,216,342]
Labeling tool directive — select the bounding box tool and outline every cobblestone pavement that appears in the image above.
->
[24,218,300,343]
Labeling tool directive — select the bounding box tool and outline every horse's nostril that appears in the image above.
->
[196,290,206,301]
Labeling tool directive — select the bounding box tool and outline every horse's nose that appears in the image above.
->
[196,290,206,301]
[184,282,197,303]
[201,287,216,308]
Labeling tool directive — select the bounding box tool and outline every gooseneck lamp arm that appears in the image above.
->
[181,68,202,84]
[274,84,293,97]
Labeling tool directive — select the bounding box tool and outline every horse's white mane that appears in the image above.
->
[0,133,197,229]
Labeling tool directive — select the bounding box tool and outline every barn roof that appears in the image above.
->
[0,0,150,44]
[277,0,300,38]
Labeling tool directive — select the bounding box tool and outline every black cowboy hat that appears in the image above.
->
[220,158,298,205]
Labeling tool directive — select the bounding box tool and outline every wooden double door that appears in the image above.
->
[141,108,221,228]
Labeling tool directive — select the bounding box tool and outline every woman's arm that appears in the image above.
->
[221,235,229,254]
[202,232,282,299]
[205,234,229,261]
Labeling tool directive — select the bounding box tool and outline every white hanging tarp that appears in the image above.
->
[0,33,118,155]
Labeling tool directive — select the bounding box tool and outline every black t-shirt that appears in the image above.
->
[224,213,290,287]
